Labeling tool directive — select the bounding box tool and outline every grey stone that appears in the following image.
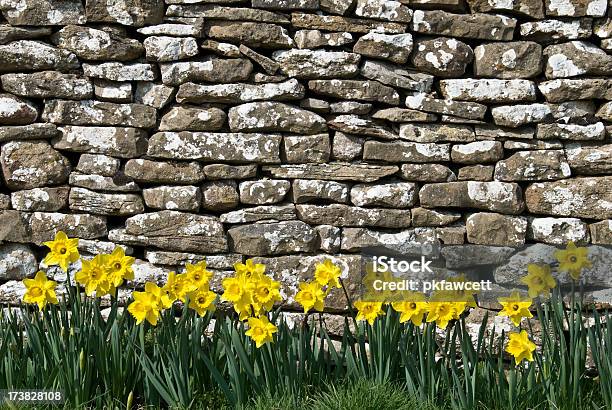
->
[147,132,281,163]
[294,30,353,49]
[412,10,516,40]
[290,12,407,33]
[263,163,398,182]
[372,108,437,123]
[474,41,542,79]
[228,221,317,255]
[168,5,290,23]
[355,0,413,22]
[466,212,527,246]
[536,122,606,140]
[0,141,70,189]
[124,159,204,185]
[93,80,133,103]
[363,140,450,162]
[69,187,144,216]
[419,181,524,214]
[353,32,413,64]
[0,244,37,280]
[467,0,544,18]
[86,0,164,27]
[495,150,571,181]
[252,0,319,10]
[159,107,226,131]
[83,62,157,81]
[332,132,364,161]
[220,204,296,223]
[528,217,589,244]
[411,207,461,227]
[458,165,494,181]
[520,19,593,43]
[320,0,355,14]
[272,49,360,79]
[439,79,537,103]
[400,163,456,182]
[330,102,372,115]
[399,123,475,142]
[565,143,612,175]
[544,41,612,79]
[341,227,440,257]
[411,37,473,77]
[30,212,107,243]
[350,182,417,208]
[441,245,516,269]
[283,134,330,163]
[201,181,239,211]
[292,179,349,203]
[405,94,486,120]
[53,126,148,158]
[204,22,293,49]
[143,36,198,62]
[137,23,202,36]
[0,94,37,125]
[52,25,144,61]
[328,115,396,139]
[491,104,552,127]
[204,164,257,180]
[525,177,612,219]
[0,0,85,25]
[545,0,607,17]
[0,40,78,73]
[43,100,156,128]
[239,179,290,205]
[590,220,612,244]
[176,79,304,104]
[297,204,411,228]
[360,60,434,92]
[1,72,92,100]
[451,141,504,164]
[68,173,139,192]
[538,78,612,103]
[11,187,69,212]
[135,82,175,109]
[228,102,327,134]
[143,186,201,211]
[0,25,52,44]
[308,80,399,104]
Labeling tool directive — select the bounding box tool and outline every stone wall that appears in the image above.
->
[0,0,611,316]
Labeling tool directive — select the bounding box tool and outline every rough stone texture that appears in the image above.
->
[525,177,612,219]
[1,141,71,189]
[0,0,611,323]
[466,212,528,246]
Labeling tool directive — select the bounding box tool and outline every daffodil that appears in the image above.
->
[445,274,478,309]
[522,264,556,298]
[162,271,191,303]
[23,271,58,310]
[426,300,458,329]
[234,259,266,278]
[75,254,112,297]
[144,281,173,310]
[498,290,533,326]
[555,241,591,281]
[354,301,385,325]
[245,316,277,348]
[314,259,342,289]
[188,286,217,317]
[42,231,80,272]
[128,291,160,326]
[506,330,536,365]
[222,273,256,319]
[392,292,428,326]
[106,247,135,289]
[294,281,326,313]
[185,261,213,289]
[252,274,282,313]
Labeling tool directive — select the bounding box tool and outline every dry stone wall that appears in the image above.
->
[0,0,611,317]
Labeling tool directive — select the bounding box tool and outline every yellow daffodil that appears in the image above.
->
[185,261,213,289]
[426,300,458,329]
[128,290,160,326]
[42,231,79,272]
[294,281,326,313]
[144,281,173,310]
[506,330,536,365]
[162,271,192,303]
[22,271,58,311]
[498,290,533,326]
[222,273,256,319]
[75,254,112,297]
[252,274,282,313]
[245,316,277,348]
[188,286,217,317]
[522,264,556,298]
[314,259,342,289]
[354,301,385,325]
[106,247,135,289]
[392,292,428,326]
[555,241,591,280]
[234,259,266,278]
[446,274,478,309]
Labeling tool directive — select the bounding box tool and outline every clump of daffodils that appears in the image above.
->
[221,259,282,347]
[294,258,342,315]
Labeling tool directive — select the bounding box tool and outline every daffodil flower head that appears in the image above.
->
[234,259,266,278]
[506,330,536,365]
[23,271,59,311]
[145,281,173,310]
[425,295,458,330]
[75,254,112,297]
[392,292,428,326]
[252,274,282,313]
[294,281,326,313]
[245,316,277,348]
[163,271,191,303]
[522,264,556,299]
[106,247,135,288]
[185,261,213,289]
[128,291,160,326]
[498,290,533,326]
[354,300,385,325]
[188,286,217,317]
[314,259,342,289]
[555,241,591,281]
[42,231,80,272]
